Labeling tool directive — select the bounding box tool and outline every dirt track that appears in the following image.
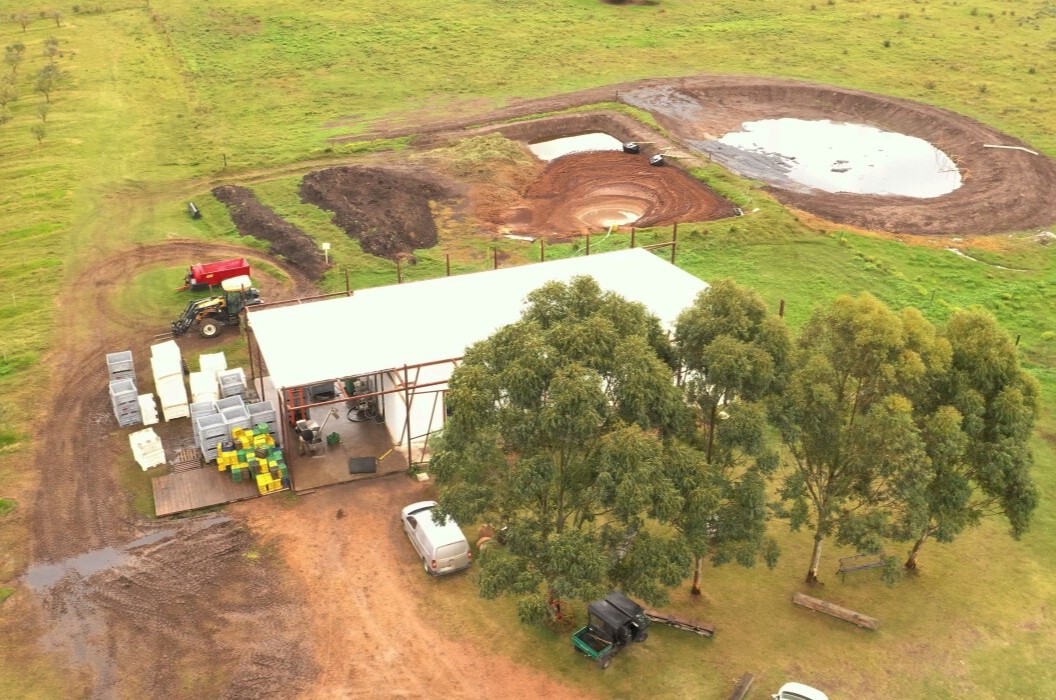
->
[15,73,1056,699]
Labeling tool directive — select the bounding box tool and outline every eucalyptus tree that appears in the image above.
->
[673,280,789,593]
[34,63,60,102]
[772,294,939,584]
[4,44,24,76]
[431,277,700,624]
[899,308,1039,570]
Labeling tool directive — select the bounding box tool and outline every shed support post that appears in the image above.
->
[404,365,412,469]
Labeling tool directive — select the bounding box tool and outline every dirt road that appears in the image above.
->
[238,479,581,699]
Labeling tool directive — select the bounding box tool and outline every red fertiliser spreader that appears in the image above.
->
[180,258,251,291]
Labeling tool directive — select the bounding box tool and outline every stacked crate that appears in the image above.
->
[217,367,247,399]
[247,401,278,443]
[189,371,220,403]
[199,351,228,379]
[106,351,135,381]
[138,394,159,426]
[109,378,142,427]
[128,427,166,470]
[195,412,228,462]
[151,341,189,421]
[220,403,252,436]
[216,427,288,494]
[189,400,217,443]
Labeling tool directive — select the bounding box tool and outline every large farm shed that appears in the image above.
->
[246,248,709,488]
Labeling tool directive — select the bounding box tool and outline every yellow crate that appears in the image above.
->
[231,427,245,439]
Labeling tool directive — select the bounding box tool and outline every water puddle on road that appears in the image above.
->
[714,118,962,197]
[21,522,223,591]
[529,132,624,161]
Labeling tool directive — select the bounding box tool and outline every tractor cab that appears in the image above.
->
[171,275,262,338]
[572,591,651,669]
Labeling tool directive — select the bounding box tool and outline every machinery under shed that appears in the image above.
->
[245,248,710,485]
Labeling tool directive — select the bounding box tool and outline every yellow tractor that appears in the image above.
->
[171,275,262,339]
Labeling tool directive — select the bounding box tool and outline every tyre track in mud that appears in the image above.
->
[26,239,318,698]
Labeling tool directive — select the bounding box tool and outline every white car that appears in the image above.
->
[401,501,473,576]
[773,682,830,700]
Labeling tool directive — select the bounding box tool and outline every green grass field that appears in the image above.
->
[2,0,1055,696]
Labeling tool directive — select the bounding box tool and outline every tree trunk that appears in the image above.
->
[905,530,931,570]
[706,404,717,463]
[806,532,824,584]
[547,586,565,621]
[690,556,703,596]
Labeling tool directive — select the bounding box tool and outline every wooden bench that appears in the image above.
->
[836,553,888,581]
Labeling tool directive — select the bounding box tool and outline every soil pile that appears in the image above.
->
[212,185,330,279]
[300,166,458,260]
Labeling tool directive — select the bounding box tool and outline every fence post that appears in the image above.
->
[671,223,678,264]
[446,254,451,277]
[397,258,403,284]
[540,239,545,262]
[631,228,636,248]
[779,299,785,318]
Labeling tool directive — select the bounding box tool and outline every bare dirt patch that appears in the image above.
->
[236,477,582,699]
[212,185,331,279]
[342,76,1056,236]
[22,241,317,699]
[300,166,462,260]
[28,516,315,699]
[487,150,737,234]
[619,76,1056,235]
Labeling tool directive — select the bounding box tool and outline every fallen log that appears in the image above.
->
[729,673,755,700]
[791,591,879,630]
[645,609,716,637]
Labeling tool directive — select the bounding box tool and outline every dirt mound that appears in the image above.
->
[300,166,459,260]
[212,185,330,278]
[490,150,736,234]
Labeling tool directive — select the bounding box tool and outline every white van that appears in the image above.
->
[401,501,473,576]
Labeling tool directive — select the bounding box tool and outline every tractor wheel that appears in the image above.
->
[635,629,649,643]
[598,655,612,670]
[199,320,222,338]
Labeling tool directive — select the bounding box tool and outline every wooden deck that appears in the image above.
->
[289,418,408,491]
[152,465,261,517]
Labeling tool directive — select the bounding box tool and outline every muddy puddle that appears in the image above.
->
[528,132,624,161]
[699,118,961,198]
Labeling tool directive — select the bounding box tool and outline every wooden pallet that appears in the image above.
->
[171,447,203,473]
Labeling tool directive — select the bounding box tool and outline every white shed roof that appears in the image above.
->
[248,248,708,389]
